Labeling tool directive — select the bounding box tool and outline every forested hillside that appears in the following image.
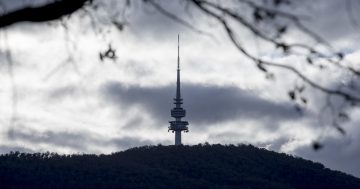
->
[0,144,359,189]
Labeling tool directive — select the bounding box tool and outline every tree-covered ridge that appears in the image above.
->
[0,144,359,189]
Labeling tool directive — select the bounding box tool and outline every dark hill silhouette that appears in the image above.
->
[0,144,359,189]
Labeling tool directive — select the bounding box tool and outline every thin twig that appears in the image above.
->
[192,0,360,102]
[145,0,216,39]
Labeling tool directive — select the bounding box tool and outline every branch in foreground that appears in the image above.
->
[192,0,360,103]
[197,0,360,77]
[0,0,90,28]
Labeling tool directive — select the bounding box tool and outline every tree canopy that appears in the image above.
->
[0,144,359,189]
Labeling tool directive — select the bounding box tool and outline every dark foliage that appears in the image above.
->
[0,144,359,189]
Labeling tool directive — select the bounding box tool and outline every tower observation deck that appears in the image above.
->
[168,35,189,145]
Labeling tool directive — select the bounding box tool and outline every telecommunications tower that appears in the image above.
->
[168,35,189,145]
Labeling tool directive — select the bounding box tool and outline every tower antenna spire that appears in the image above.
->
[169,34,189,145]
[176,34,181,100]
[178,34,180,70]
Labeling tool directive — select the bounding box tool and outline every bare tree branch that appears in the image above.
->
[191,0,360,103]
[0,0,91,28]
[238,0,310,20]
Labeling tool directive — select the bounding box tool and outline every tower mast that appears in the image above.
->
[176,34,181,101]
[169,35,189,145]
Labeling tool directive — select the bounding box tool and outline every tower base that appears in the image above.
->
[175,131,181,145]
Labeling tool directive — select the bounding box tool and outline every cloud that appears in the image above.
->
[48,85,79,100]
[6,125,170,153]
[299,0,360,43]
[102,81,302,128]
[0,145,33,154]
[125,0,202,41]
[7,127,91,151]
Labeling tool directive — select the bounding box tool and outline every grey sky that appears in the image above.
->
[102,81,302,127]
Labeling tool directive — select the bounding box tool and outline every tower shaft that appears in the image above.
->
[175,131,181,145]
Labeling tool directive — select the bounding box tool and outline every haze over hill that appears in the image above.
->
[0,144,359,189]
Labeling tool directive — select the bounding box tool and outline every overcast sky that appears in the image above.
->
[0,0,360,178]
